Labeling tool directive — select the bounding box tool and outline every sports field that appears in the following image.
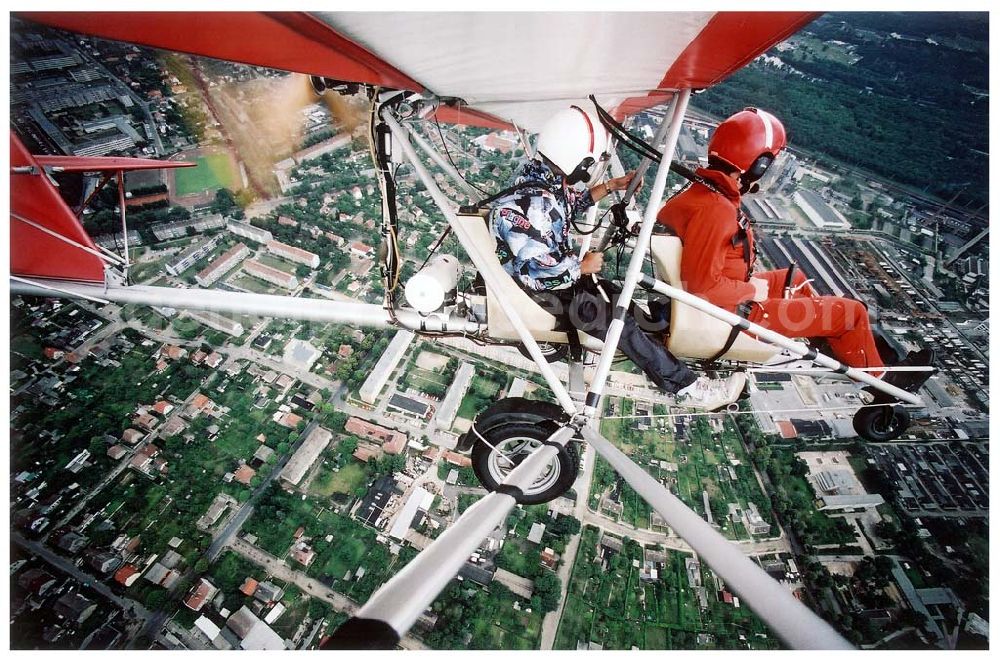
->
[174,153,237,195]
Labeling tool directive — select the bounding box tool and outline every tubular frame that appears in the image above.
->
[582,89,691,417]
[8,279,483,333]
[640,276,923,406]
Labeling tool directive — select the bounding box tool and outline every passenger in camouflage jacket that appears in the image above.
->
[490,157,699,394]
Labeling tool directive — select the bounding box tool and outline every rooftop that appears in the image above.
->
[280,426,332,485]
[283,339,321,370]
[388,393,430,417]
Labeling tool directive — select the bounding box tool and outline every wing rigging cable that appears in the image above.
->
[11,133,110,282]
[10,125,199,282]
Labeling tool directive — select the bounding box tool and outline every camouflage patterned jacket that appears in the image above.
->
[489,158,595,291]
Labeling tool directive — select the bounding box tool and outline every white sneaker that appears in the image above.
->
[674,373,747,412]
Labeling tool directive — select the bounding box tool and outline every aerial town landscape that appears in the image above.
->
[8,12,989,652]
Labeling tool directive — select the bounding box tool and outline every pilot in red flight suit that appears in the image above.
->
[656,107,932,392]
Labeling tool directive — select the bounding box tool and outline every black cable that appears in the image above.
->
[434,117,488,196]
[571,204,613,236]
[417,225,453,271]
[611,241,620,279]
[589,95,662,163]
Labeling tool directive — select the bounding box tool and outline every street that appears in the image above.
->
[206,417,323,562]
[226,537,429,649]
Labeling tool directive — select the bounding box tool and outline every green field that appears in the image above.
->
[229,272,279,294]
[255,253,299,273]
[592,402,774,540]
[457,373,504,420]
[309,461,367,497]
[129,255,168,283]
[554,526,778,650]
[174,153,237,196]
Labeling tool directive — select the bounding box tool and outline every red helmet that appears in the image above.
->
[708,108,786,176]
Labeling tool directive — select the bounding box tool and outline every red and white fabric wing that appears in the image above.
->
[21,11,817,130]
[12,11,817,284]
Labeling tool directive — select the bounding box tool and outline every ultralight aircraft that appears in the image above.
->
[10,11,935,650]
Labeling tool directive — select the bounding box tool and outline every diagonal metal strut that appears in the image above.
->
[325,426,576,648]
[580,425,853,650]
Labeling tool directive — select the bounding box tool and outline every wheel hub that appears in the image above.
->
[485,437,561,495]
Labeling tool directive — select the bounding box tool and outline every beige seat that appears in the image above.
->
[462,213,577,344]
[459,213,605,354]
[649,235,779,363]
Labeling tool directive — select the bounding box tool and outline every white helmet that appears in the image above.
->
[536,106,612,185]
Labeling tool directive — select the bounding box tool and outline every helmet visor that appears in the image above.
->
[745,154,774,183]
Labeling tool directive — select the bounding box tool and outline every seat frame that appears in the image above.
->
[472,212,779,364]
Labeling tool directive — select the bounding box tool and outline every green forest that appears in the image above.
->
[692,12,987,209]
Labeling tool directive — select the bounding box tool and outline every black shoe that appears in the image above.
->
[874,329,904,365]
[883,348,936,393]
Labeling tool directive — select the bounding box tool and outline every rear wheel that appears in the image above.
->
[516,341,567,363]
[471,422,579,505]
[853,404,911,442]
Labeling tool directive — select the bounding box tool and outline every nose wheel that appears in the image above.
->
[471,422,579,504]
[516,342,567,363]
[464,397,579,504]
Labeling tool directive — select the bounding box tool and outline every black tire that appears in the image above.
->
[516,341,568,363]
[456,397,569,452]
[473,397,569,432]
[471,421,579,504]
[853,404,911,442]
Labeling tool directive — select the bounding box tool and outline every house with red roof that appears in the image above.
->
[240,577,259,597]
[184,578,219,611]
[152,401,174,416]
[113,564,140,587]
[233,465,256,486]
[443,451,472,468]
[121,429,144,445]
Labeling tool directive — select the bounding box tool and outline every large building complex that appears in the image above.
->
[345,417,407,451]
[186,310,244,337]
[227,218,273,245]
[793,189,851,230]
[152,214,226,242]
[388,486,432,540]
[359,330,414,404]
[11,29,162,160]
[242,260,298,290]
[434,362,475,430]
[758,236,861,299]
[280,426,331,486]
[744,196,794,226]
[799,451,886,511]
[165,236,220,276]
[266,240,320,268]
[196,242,250,287]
